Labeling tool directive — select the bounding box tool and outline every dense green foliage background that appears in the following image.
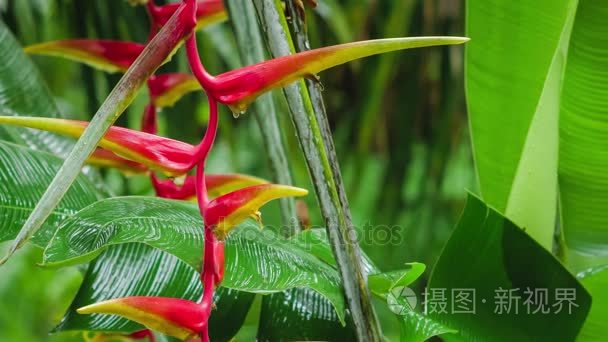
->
[0,0,470,340]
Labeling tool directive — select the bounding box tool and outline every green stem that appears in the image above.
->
[225,0,300,236]
[0,2,196,264]
[253,1,383,340]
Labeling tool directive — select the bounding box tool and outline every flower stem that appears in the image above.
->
[185,30,218,92]
[186,8,222,338]
[194,97,218,168]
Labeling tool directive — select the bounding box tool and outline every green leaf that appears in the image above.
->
[258,288,356,342]
[43,196,346,323]
[370,262,455,341]
[0,20,73,155]
[428,194,591,341]
[57,243,254,342]
[559,0,608,262]
[398,311,457,342]
[466,0,578,250]
[368,262,426,298]
[576,265,608,341]
[292,228,378,275]
[0,141,103,246]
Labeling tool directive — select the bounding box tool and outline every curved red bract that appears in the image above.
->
[24,39,145,72]
[149,0,225,28]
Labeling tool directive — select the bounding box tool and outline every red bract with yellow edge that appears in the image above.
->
[204,184,309,239]
[151,173,269,200]
[187,36,469,114]
[25,40,145,73]
[148,0,226,30]
[148,73,200,108]
[77,297,208,341]
[0,116,197,176]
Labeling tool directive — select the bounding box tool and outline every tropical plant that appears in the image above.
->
[0,0,605,341]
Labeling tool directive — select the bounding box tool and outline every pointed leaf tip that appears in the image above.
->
[77,296,206,340]
[205,184,308,239]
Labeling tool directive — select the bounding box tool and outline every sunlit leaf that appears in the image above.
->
[577,265,608,341]
[466,0,577,250]
[559,0,608,264]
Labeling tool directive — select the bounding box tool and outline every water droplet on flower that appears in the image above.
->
[228,104,248,118]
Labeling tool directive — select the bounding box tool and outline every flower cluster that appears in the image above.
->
[0,0,467,340]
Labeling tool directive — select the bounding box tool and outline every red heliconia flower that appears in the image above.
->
[148,73,200,108]
[140,103,158,134]
[151,173,268,200]
[185,36,469,114]
[148,0,226,31]
[204,184,308,239]
[88,148,149,175]
[212,239,225,285]
[77,297,208,340]
[0,116,197,176]
[128,329,155,342]
[4,3,471,342]
[23,0,225,77]
[25,40,145,73]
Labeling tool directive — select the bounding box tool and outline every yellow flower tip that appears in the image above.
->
[278,185,309,197]
[76,298,135,316]
[77,297,205,340]
[207,184,308,239]
[76,304,98,315]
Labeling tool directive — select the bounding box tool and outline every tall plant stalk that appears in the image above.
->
[252,0,383,340]
[225,0,300,236]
